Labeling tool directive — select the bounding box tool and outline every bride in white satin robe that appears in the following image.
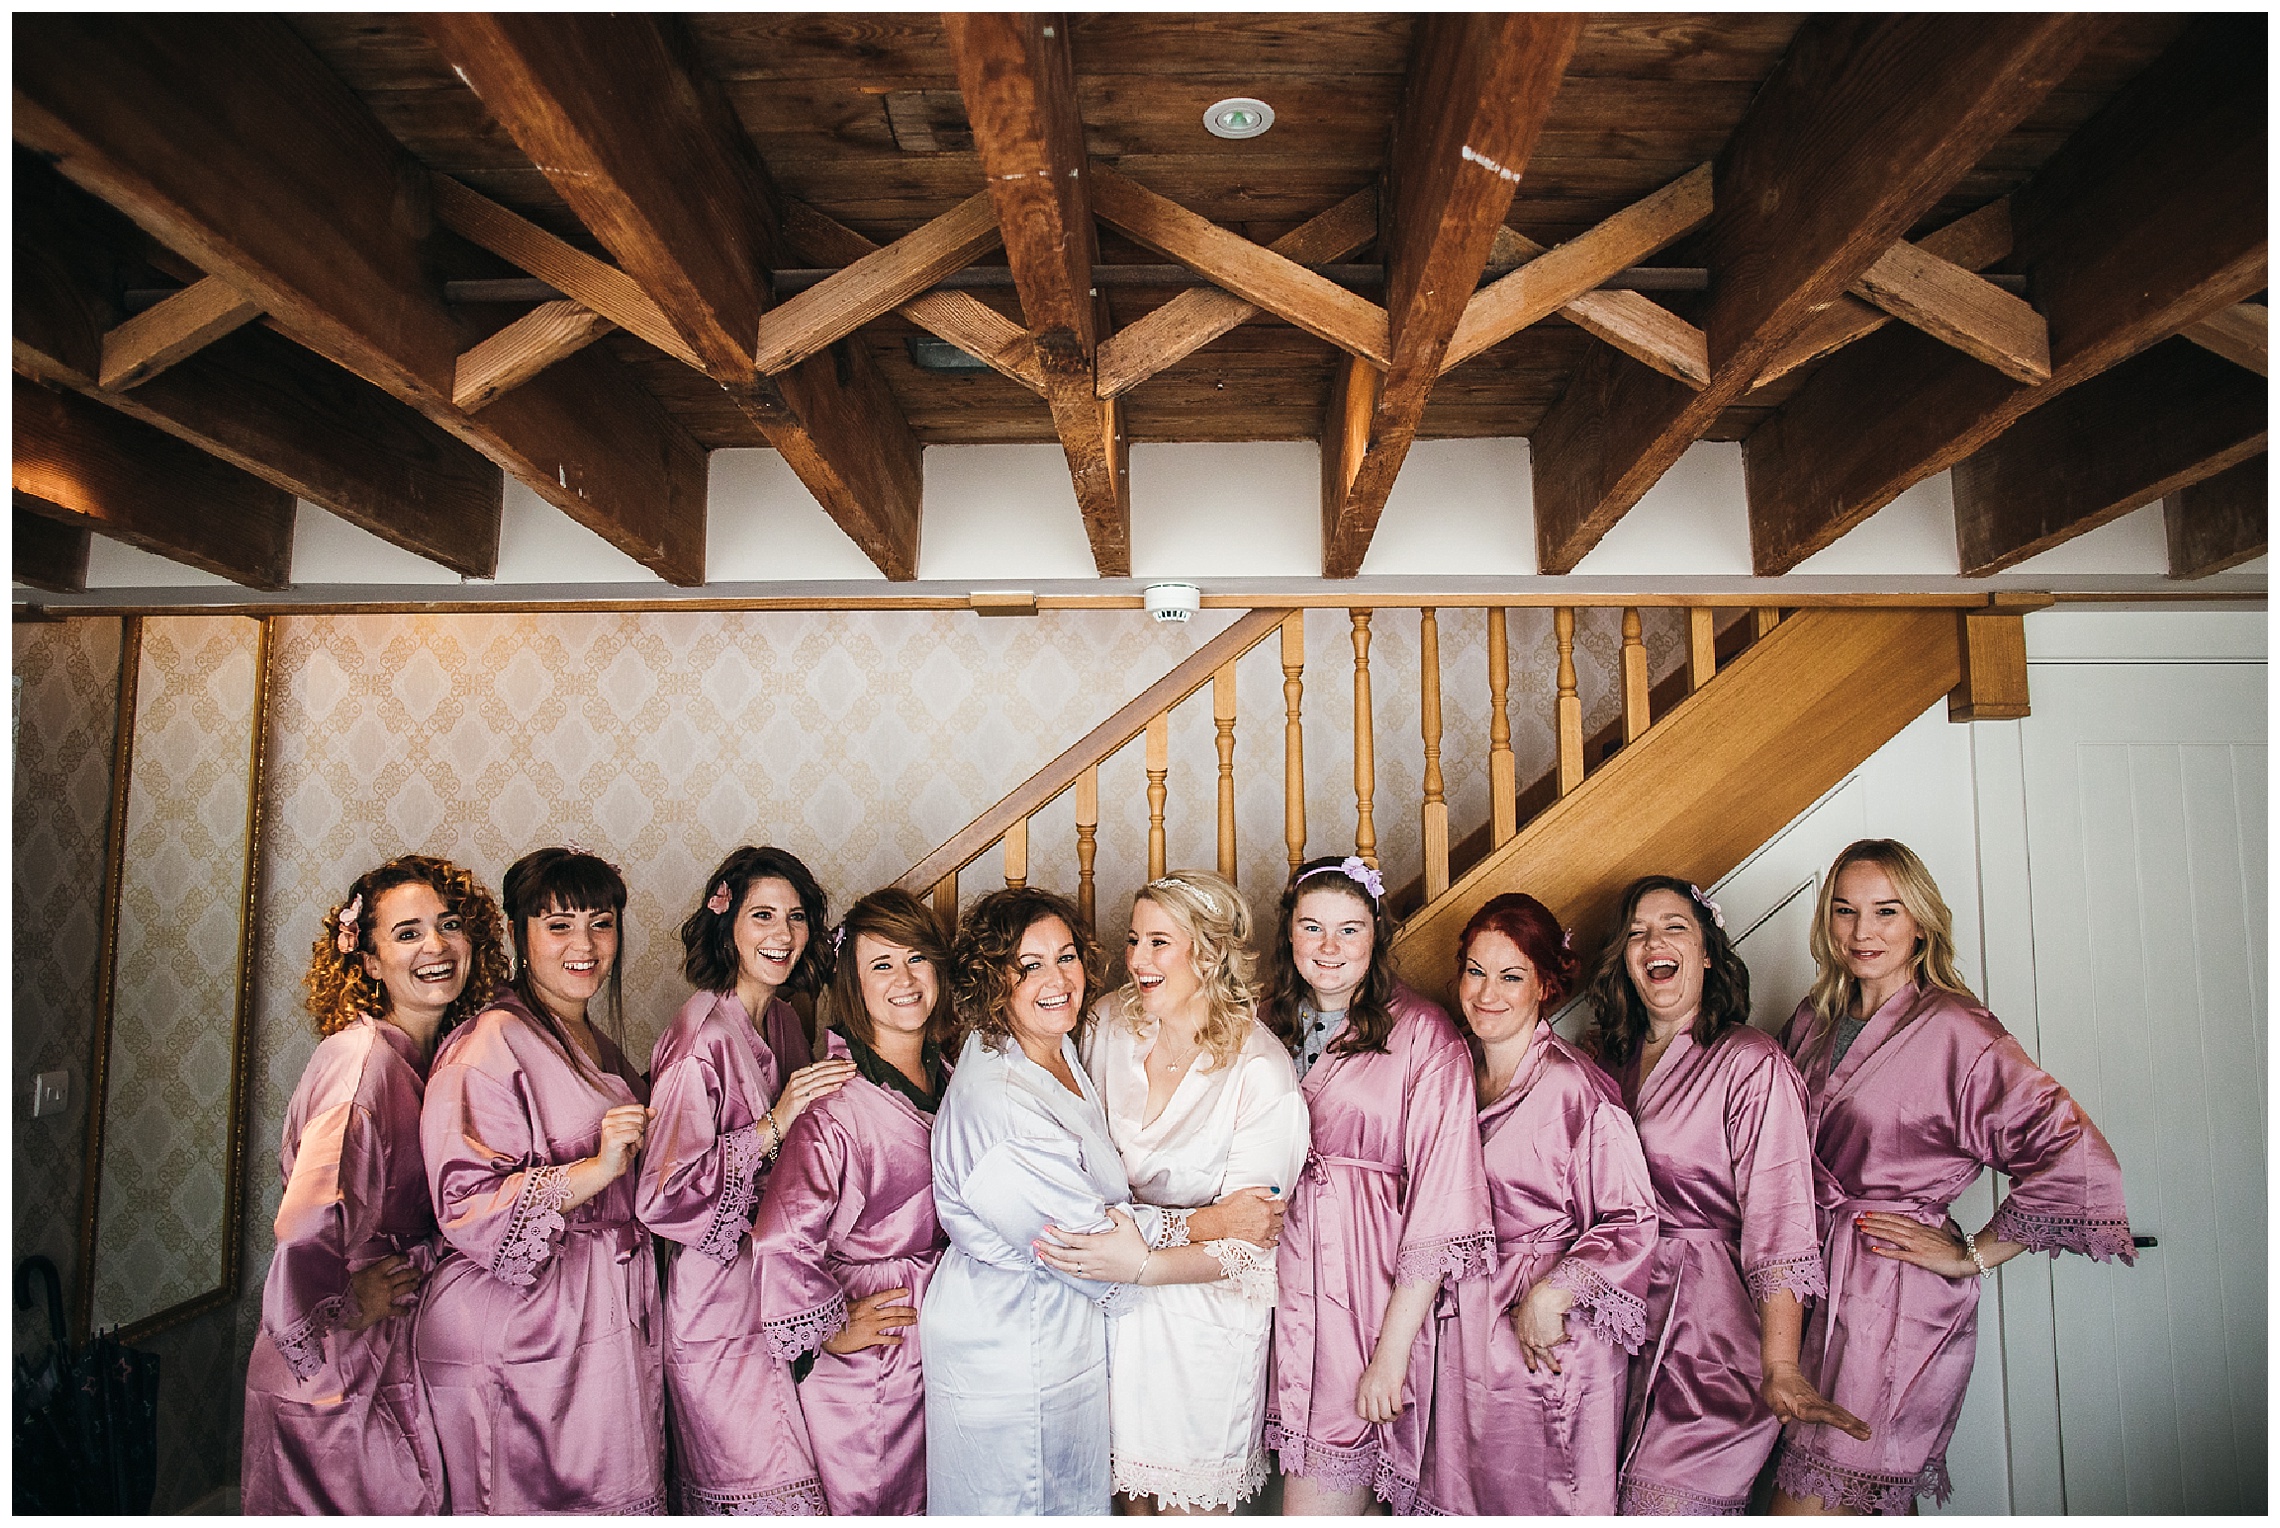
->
[1059,874,1309,1514]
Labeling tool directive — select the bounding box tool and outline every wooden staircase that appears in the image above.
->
[894,598,2006,1001]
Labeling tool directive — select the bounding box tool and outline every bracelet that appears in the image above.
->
[1964,1230,1993,1280]
[1135,1249,1155,1287]
[758,1110,782,1161]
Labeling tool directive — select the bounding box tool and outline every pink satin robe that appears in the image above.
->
[1775,984,2134,1513]
[415,993,667,1514]
[1611,1022,1824,1515]
[1411,1024,1659,1516]
[636,990,823,1515]
[242,1016,444,1515]
[1267,986,1495,1504]
[751,1029,946,1516]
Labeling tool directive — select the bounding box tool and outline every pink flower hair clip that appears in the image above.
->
[1687,883,1727,931]
[830,923,847,953]
[706,881,733,915]
[334,893,363,955]
[1299,855,1385,903]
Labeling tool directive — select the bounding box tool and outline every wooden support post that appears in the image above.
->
[1350,610,1377,869]
[1689,608,1719,692]
[1076,765,1100,927]
[1146,713,1171,882]
[1621,608,1651,745]
[1487,608,1516,848]
[1948,611,2031,721]
[1555,607,1584,797]
[1419,608,1449,901]
[1213,664,1239,883]
[933,872,958,937]
[1002,816,1028,890]
[1281,613,1307,874]
[1755,607,1782,641]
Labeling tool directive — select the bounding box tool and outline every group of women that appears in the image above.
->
[240,834,2133,1517]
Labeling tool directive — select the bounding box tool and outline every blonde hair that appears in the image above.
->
[1806,838,1975,1039]
[1114,870,1257,1070]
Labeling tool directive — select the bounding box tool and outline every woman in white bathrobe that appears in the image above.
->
[923,888,1279,1516]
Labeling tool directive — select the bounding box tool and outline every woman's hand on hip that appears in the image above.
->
[822,1287,918,1354]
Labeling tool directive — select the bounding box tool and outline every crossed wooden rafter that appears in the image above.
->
[12,14,2267,589]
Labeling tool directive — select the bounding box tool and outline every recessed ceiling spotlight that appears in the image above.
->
[1203,97,1275,140]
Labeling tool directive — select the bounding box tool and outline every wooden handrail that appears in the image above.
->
[895,606,1288,895]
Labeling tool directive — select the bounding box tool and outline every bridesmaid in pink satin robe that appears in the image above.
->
[242,855,508,1515]
[752,887,954,1515]
[1585,875,1865,1516]
[1259,856,1495,1515]
[417,848,667,1514]
[638,847,850,1514]
[1772,841,2133,1515]
[1413,893,1659,1516]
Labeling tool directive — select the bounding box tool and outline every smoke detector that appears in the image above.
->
[1144,583,1202,623]
[1203,98,1275,140]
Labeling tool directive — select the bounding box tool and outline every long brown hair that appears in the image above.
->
[501,847,627,1085]
[824,887,955,1050]
[1584,875,1751,1071]
[1805,839,1975,1042]
[1258,856,1402,1058]
[303,855,508,1040]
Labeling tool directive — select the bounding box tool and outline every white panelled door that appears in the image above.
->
[2016,658,2266,1514]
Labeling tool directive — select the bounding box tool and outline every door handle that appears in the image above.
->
[2131,1235,2157,1249]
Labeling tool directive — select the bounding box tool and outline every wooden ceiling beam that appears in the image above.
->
[753,191,1002,375]
[1952,338,2267,575]
[783,201,1046,394]
[2165,453,2266,579]
[1531,14,2103,574]
[13,150,505,579]
[97,275,261,391]
[947,12,1129,575]
[1486,226,1708,387]
[1090,165,1392,367]
[1443,163,1712,375]
[1097,187,1378,401]
[14,375,294,588]
[13,15,705,584]
[1745,18,2267,575]
[13,504,91,594]
[1753,198,2015,389]
[455,301,616,413]
[1851,239,2050,384]
[1325,12,1584,577]
[2182,302,2267,377]
[419,14,924,581]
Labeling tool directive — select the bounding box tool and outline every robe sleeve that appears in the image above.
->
[262,1100,387,1380]
[1393,1035,1496,1287]
[957,1127,1163,1314]
[1197,1051,1312,1303]
[1729,1044,1828,1304]
[1544,1093,1659,1354]
[636,1048,770,1266]
[424,1058,574,1288]
[752,1107,861,1361]
[1962,1033,2136,1263]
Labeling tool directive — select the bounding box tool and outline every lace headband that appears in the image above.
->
[1297,856,1384,903]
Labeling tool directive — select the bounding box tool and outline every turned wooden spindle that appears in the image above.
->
[1145,712,1170,881]
[1487,608,1516,847]
[1213,662,1238,882]
[1075,765,1099,927]
[1349,609,1377,870]
[933,871,958,936]
[1621,607,1651,745]
[1002,815,1027,890]
[1281,612,1306,874]
[1554,607,1584,797]
[1419,608,1449,900]
[1689,607,1718,693]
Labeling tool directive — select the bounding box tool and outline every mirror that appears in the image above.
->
[78,615,268,1340]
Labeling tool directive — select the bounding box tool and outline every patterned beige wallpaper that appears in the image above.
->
[90,616,263,1332]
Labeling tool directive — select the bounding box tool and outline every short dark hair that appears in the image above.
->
[501,847,628,1082]
[826,887,954,1049]
[1584,874,1751,1070]
[679,845,832,996]
[1257,856,1401,1057]
[950,886,1101,1052]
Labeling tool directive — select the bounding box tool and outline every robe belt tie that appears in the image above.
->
[1298,1150,1401,1188]
[1816,1197,1949,1374]
[1621,1222,1746,1474]
[1658,1224,1740,1244]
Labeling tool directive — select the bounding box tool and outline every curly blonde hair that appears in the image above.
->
[1113,870,1257,1070]
[303,855,509,1039]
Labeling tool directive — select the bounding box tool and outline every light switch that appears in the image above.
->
[31,1070,68,1118]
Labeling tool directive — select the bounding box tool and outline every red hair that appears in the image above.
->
[1456,892,1579,1012]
